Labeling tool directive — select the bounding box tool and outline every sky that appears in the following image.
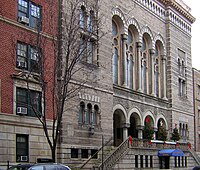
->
[184,0,200,70]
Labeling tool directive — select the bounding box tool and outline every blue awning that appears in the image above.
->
[158,149,184,157]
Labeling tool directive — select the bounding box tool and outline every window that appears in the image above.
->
[79,102,85,123]
[177,49,186,97]
[86,103,92,124]
[78,102,100,127]
[145,155,148,167]
[16,134,28,162]
[79,6,97,65]
[16,87,42,117]
[91,149,98,159]
[18,0,42,29]
[140,155,143,168]
[71,149,79,158]
[112,20,120,85]
[135,155,138,168]
[126,29,135,89]
[141,37,148,94]
[17,42,40,73]
[81,149,88,159]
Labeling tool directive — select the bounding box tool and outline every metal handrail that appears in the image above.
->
[79,136,113,169]
[98,137,129,170]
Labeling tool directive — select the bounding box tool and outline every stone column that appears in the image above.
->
[122,123,130,140]
[122,34,128,87]
[137,125,144,139]
[162,55,167,99]
[153,127,158,140]
[136,42,142,91]
[150,49,155,96]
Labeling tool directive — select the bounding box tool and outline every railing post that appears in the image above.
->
[102,135,104,170]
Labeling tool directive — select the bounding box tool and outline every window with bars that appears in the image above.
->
[18,0,42,29]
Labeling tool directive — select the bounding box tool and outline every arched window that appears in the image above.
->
[141,37,147,93]
[113,48,118,84]
[80,6,86,29]
[112,20,118,36]
[112,20,119,84]
[86,103,92,124]
[179,123,182,137]
[155,59,159,97]
[126,29,135,89]
[87,10,94,32]
[93,105,99,125]
[79,102,85,123]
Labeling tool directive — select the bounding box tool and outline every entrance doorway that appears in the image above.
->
[113,110,125,146]
[159,156,170,169]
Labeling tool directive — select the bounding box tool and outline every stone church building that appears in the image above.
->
[0,0,198,169]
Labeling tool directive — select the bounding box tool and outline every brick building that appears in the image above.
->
[0,0,57,168]
[0,0,199,169]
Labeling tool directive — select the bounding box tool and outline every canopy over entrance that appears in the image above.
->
[158,149,184,157]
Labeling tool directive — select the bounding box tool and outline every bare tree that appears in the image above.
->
[14,0,103,162]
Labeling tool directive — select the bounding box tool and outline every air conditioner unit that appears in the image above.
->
[17,107,27,115]
[20,156,28,161]
[18,16,29,24]
[17,61,27,68]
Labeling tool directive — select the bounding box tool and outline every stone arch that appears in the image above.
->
[112,8,127,33]
[127,107,142,125]
[142,110,155,127]
[140,26,153,49]
[127,18,140,41]
[153,33,166,56]
[155,113,168,130]
[113,104,127,120]
[113,104,127,146]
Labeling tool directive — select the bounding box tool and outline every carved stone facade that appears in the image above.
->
[58,0,195,168]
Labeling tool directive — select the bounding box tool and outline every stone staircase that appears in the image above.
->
[78,139,200,170]
[79,138,129,170]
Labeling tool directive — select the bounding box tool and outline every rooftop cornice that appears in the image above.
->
[159,0,196,23]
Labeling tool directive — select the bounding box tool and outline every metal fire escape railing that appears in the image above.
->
[98,137,129,170]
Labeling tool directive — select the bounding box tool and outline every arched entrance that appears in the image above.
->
[113,109,126,146]
[156,118,167,140]
[128,113,140,138]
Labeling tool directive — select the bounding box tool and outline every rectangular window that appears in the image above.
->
[91,149,98,159]
[16,134,28,162]
[178,156,181,167]
[185,157,187,167]
[135,155,138,168]
[81,149,88,159]
[16,42,40,73]
[18,0,42,29]
[16,87,42,117]
[150,155,153,168]
[175,156,177,167]
[71,149,78,158]
[140,155,143,168]
[145,155,148,167]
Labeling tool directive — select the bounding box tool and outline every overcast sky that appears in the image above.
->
[184,0,200,70]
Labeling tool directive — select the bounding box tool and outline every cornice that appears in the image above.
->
[159,0,195,23]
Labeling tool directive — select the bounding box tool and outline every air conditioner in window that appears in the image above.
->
[18,16,29,24]
[17,107,27,115]
[20,156,28,162]
[17,61,27,68]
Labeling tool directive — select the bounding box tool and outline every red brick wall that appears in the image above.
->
[0,0,57,119]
